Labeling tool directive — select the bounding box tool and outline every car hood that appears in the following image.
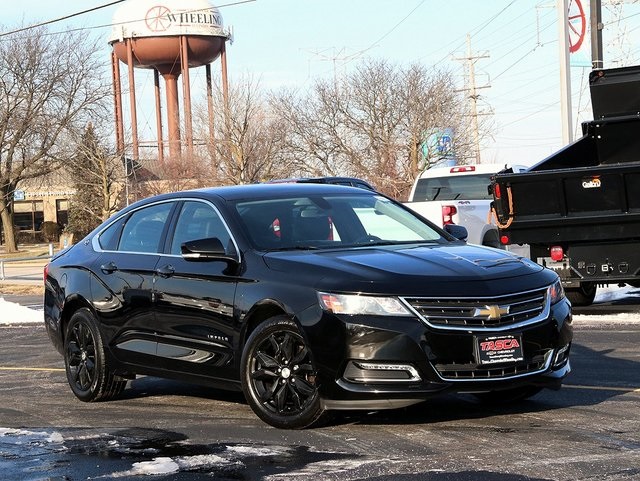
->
[262,243,552,297]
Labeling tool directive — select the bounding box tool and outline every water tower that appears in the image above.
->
[109,0,231,161]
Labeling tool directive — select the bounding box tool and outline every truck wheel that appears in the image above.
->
[482,230,504,250]
[565,282,597,306]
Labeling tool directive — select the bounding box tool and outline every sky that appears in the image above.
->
[2,0,640,167]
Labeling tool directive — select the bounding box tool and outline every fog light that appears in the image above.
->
[553,343,570,367]
[343,361,422,383]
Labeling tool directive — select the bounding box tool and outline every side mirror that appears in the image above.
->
[181,237,239,266]
[444,224,468,242]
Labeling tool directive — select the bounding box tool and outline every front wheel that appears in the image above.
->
[64,308,126,402]
[241,316,324,429]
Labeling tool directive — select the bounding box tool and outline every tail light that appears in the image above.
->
[450,166,475,173]
[442,205,457,226]
[494,184,502,199]
[550,246,564,261]
[500,235,510,245]
[44,263,49,283]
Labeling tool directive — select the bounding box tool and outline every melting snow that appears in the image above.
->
[0,297,43,324]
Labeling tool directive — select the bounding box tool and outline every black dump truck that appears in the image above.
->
[490,65,640,306]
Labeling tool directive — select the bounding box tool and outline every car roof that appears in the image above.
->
[125,183,373,208]
[266,176,376,190]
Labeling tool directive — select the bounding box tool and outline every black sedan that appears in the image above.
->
[44,183,572,429]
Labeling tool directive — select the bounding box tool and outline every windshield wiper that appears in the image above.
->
[270,245,321,251]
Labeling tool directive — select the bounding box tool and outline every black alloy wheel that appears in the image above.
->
[64,308,126,402]
[241,316,324,429]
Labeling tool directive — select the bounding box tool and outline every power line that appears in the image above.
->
[342,0,426,64]
[0,0,255,40]
[0,1,126,38]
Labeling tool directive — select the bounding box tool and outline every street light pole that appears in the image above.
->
[557,0,573,144]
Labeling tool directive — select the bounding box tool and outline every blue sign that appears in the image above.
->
[13,190,25,201]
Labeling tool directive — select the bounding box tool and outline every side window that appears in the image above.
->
[118,203,173,253]
[170,201,232,255]
[98,218,125,251]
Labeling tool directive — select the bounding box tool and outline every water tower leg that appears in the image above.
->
[180,36,194,159]
[221,42,229,112]
[163,72,182,160]
[111,51,125,156]
[206,64,216,163]
[125,39,140,161]
[153,69,164,162]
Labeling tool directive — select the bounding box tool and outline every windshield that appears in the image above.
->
[414,174,493,201]
[233,193,447,251]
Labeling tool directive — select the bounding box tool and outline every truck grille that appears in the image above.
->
[401,287,549,331]
[435,351,552,381]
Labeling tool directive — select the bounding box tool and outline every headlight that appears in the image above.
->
[317,292,412,316]
[548,279,565,305]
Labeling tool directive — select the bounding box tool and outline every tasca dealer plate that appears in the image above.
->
[476,334,524,365]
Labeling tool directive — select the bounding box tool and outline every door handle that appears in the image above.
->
[156,264,175,278]
[100,261,118,274]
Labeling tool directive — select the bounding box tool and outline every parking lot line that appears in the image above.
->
[0,366,65,372]
[564,384,640,394]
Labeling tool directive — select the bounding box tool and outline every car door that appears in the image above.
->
[92,201,175,365]
[152,199,239,380]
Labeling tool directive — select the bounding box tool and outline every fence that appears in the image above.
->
[0,244,55,281]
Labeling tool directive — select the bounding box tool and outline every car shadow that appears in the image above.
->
[334,341,639,427]
[116,375,247,406]
[106,339,638,429]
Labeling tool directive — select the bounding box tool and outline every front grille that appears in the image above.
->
[435,351,551,381]
[401,287,548,331]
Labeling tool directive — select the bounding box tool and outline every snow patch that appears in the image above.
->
[0,297,42,325]
[104,454,234,478]
[0,427,65,445]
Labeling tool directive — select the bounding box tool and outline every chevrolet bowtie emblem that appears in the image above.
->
[474,305,510,320]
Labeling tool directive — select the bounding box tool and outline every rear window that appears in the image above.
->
[413,174,493,201]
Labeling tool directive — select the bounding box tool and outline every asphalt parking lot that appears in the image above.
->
[1,312,639,481]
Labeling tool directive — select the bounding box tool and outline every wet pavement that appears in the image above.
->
[1,321,639,480]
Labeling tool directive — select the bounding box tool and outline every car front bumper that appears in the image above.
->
[305,297,572,410]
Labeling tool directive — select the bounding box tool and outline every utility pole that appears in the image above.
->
[454,34,490,164]
[557,0,573,144]
[591,0,603,69]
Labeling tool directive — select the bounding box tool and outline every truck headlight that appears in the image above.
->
[318,292,412,316]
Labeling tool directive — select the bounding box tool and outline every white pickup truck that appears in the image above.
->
[404,163,527,248]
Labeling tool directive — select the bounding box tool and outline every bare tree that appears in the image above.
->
[0,27,110,251]
[65,124,123,238]
[272,60,477,199]
[194,76,300,185]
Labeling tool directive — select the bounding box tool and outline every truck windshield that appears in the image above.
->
[414,174,493,201]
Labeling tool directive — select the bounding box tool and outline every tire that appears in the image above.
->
[565,282,597,306]
[241,316,324,429]
[473,386,542,404]
[482,229,504,250]
[64,308,126,402]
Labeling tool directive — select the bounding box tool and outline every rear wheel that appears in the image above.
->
[565,282,597,306]
[473,386,542,404]
[241,316,324,429]
[64,308,126,402]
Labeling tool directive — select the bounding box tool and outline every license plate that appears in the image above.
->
[476,334,524,365]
